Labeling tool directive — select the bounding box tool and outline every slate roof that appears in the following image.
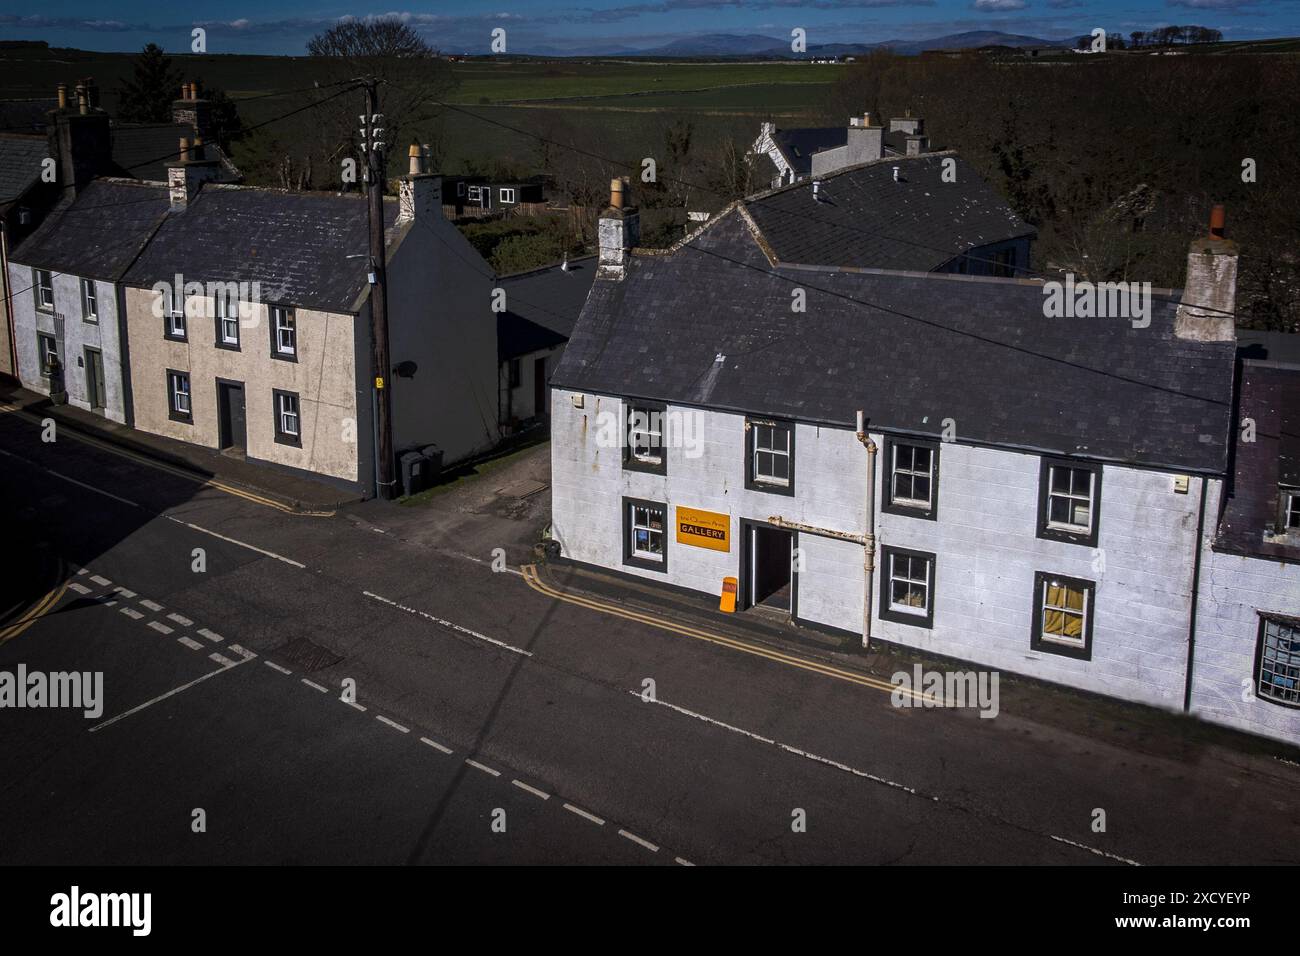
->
[743,152,1036,271]
[0,134,47,206]
[8,178,169,281]
[553,208,1235,472]
[0,98,55,135]
[497,256,597,361]
[1215,355,1300,561]
[122,184,396,314]
[770,126,904,178]
[112,124,239,183]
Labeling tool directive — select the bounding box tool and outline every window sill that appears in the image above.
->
[745,479,795,497]
[271,351,298,364]
[274,433,302,448]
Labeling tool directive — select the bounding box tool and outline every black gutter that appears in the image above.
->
[1183,475,1210,712]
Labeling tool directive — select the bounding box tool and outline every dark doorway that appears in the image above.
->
[533,356,548,417]
[745,523,794,613]
[83,347,105,411]
[217,380,246,453]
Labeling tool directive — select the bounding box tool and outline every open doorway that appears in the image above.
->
[743,521,795,614]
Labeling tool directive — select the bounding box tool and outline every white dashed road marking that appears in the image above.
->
[89,575,111,587]
[69,582,91,595]
[362,591,532,657]
[197,628,222,643]
[344,700,367,712]
[563,803,605,826]
[177,636,203,651]
[675,857,695,866]
[618,829,659,852]
[420,737,453,754]
[114,587,137,599]
[376,715,409,733]
[119,607,143,620]
[264,661,292,675]
[167,613,192,627]
[1049,835,1142,866]
[301,679,328,693]
[511,780,550,800]
[465,759,501,777]
[164,515,306,568]
[209,653,235,666]
[148,621,173,635]
[140,600,163,612]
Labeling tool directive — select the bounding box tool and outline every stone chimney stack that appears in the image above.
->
[167,136,222,209]
[813,112,882,177]
[172,81,213,141]
[598,177,640,281]
[1174,204,1237,343]
[397,142,441,224]
[905,133,929,156]
[889,114,924,136]
[47,80,112,195]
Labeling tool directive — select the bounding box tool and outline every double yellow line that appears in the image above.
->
[521,564,926,702]
[0,403,332,516]
[0,581,68,645]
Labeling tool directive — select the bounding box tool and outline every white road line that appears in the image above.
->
[148,621,174,635]
[76,568,88,576]
[89,574,111,587]
[209,652,235,666]
[511,780,550,800]
[69,582,91,595]
[675,857,695,866]
[163,515,306,568]
[634,692,935,801]
[166,613,192,626]
[89,655,251,733]
[344,700,367,712]
[140,599,163,612]
[264,661,292,675]
[618,829,659,852]
[197,628,222,643]
[301,679,328,693]
[228,645,256,661]
[46,469,138,508]
[362,591,532,657]
[465,759,501,777]
[177,636,203,651]
[419,737,453,754]
[375,715,410,733]
[119,607,144,620]
[1049,835,1142,866]
[101,600,117,607]
[113,587,137,599]
[563,803,605,826]
[452,550,525,578]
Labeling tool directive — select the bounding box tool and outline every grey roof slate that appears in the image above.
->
[498,256,597,361]
[0,135,47,205]
[8,178,170,281]
[112,124,239,183]
[122,184,396,314]
[552,209,1235,472]
[771,126,903,177]
[744,152,1036,271]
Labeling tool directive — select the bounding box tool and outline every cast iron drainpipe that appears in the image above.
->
[856,410,877,650]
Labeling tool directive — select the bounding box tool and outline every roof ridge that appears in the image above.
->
[746,149,960,202]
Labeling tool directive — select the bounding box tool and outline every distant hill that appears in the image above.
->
[624,30,1068,58]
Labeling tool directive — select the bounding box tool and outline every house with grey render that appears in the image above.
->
[751,112,925,188]
[547,180,1298,744]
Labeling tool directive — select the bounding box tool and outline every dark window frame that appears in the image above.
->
[744,416,796,496]
[621,495,668,573]
[273,388,302,447]
[623,400,668,476]
[33,268,53,312]
[1037,457,1102,548]
[1029,570,1095,660]
[1254,613,1300,709]
[881,436,940,521]
[166,368,193,424]
[36,332,58,375]
[269,304,297,363]
[879,544,936,628]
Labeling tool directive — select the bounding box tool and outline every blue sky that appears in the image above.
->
[1,1,1294,55]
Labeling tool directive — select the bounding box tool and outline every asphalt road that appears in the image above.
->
[2,408,1298,865]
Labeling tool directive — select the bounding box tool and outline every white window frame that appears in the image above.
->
[887,552,930,616]
[37,333,58,374]
[169,371,191,416]
[629,503,665,562]
[216,292,239,346]
[273,306,296,357]
[80,278,97,322]
[1283,489,1300,532]
[752,421,791,487]
[1046,463,1095,534]
[278,392,300,438]
[457,181,467,197]
[35,269,54,311]
[165,289,186,338]
[891,443,933,508]
[1039,578,1089,650]
[627,406,663,465]
[500,187,517,204]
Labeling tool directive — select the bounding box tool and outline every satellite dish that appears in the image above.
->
[394,361,418,378]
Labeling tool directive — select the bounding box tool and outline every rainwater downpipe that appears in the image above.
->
[856,410,877,650]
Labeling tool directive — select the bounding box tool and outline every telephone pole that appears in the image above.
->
[361,79,396,500]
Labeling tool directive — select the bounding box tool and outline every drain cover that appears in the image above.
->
[274,637,343,672]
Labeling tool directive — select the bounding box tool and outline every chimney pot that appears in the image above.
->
[1209,203,1226,239]
[408,142,422,176]
[192,136,205,161]
[179,137,191,163]
[610,177,625,210]
[75,82,88,115]
[56,83,67,110]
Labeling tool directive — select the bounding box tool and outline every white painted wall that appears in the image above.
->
[1189,486,1300,745]
[551,388,1212,711]
[8,261,126,423]
[501,345,563,424]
